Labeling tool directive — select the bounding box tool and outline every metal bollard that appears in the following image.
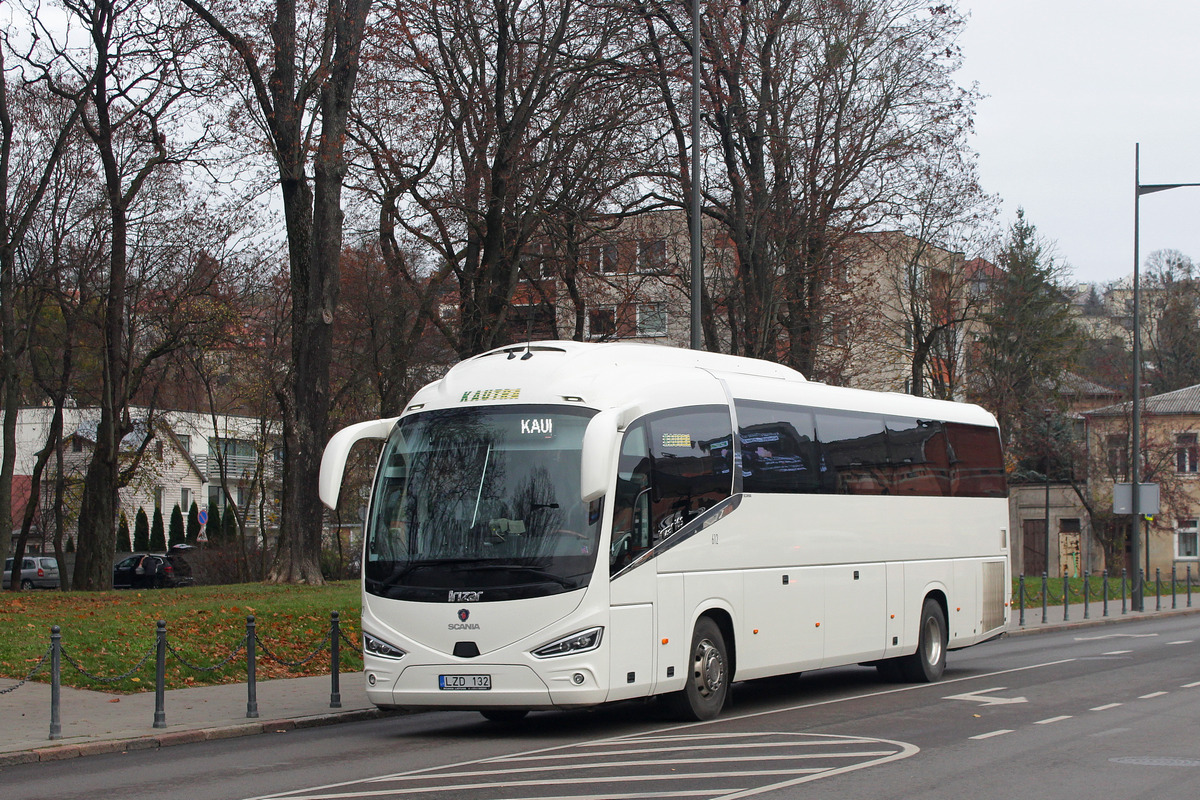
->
[1018,575,1026,626]
[1103,570,1109,618]
[1189,565,1193,608]
[1121,569,1127,614]
[1063,573,1070,622]
[1083,571,1090,619]
[1041,573,1048,624]
[1156,568,1162,611]
[50,626,62,741]
[246,616,259,718]
[153,621,167,729]
[1172,565,1178,609]
[330,611,342,709]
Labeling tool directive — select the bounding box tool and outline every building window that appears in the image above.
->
[519,243,552,281]
[588,307,617,340]
[1106,434,1128,479]
[72,437,83,453]
[637,303,667,337]
[1177,433,1199,474]
[181,488,192,511]
[154,487,164,510]
[176,434,190,455]
[600,244,619,274]
[637,239,667,273]
[1177,518,1199,559]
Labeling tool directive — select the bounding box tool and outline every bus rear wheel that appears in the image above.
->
[670,617,729,721]
[900,598,946,682]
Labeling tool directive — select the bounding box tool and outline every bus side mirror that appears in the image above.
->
[319,418,399,510]
[581,409,620,503]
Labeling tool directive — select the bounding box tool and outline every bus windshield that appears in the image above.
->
[364,406,601,602]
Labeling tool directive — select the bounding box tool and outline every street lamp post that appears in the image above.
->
[689,0,703,351]
[1130,143,1200,610]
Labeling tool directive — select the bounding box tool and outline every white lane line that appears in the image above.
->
[1075,634,1157,641]
[1091,703,1123,711]
[970,730,1014,740]
[1167,640,1193,646]
[1184,681,1200,688]
[1139,691,1168,699]
[1101,650,1133,655]
[1034,715,1073,725]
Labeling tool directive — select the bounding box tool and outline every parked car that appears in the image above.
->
[2,556,61,590]
[112,551,194,589]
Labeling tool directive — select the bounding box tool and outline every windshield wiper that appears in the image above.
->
[465,564,574,588]
[394,558,492,579]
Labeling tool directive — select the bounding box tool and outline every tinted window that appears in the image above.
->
[737,401,826,493]
[815,412,889,495]
[945,423,1007,498]
[887,417,950,496]
[610,407,732,573]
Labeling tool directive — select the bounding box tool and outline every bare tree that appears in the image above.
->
[637,0,975,375]
[362,0,649,358]
[182,0,374,583]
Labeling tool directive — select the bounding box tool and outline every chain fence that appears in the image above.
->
[1013,566,1196,625]
[2,611,361,741]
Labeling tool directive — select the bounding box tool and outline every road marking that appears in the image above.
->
[1138,691,1168,699]
[1100,650,1132,655]
[1091,703,1123,711]
[970,730,1014,740]
[943,687,1028,706]
[1034,716,1073,725]
[245,732,919,800]
[1184,681,1200,688]
[1166,640,1193,646]
[1075,633,1157,641]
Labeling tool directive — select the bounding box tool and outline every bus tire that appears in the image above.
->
[901,598,947,682]
[670,616,729,721]
[480,709,529,723]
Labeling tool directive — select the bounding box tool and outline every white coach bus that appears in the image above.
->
[319,341,1009,721]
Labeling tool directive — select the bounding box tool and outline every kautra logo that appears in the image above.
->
[449,607,480,631]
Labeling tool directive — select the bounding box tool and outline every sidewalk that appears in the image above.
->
[0,671,390,767]
[3,597,1199,767]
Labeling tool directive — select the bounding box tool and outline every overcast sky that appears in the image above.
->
[955,1,1200,285]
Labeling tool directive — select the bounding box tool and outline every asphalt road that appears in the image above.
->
[7,614,1200,800]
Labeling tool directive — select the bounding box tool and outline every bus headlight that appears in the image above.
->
[363,633,407,660]
[531,627,603,659]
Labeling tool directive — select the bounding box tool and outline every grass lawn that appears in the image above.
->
[0,582,361,692]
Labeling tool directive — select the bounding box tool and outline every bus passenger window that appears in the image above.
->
[648,408,733,539]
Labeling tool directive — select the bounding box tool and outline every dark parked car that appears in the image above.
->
[112,551,194,589]
[3,556,61,590]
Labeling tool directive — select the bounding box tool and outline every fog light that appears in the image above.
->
[367,672,377,686]
[572,673,585,685]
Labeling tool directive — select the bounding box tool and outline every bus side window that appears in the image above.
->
[648,408,733,537]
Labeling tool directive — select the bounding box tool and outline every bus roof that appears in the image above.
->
[408,341,997,429]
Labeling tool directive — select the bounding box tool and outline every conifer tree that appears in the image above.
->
[187,501,201,544]
[133,508,150,551]
[150,506,167,551]
[169,504,185,547]
[117,512,132,553]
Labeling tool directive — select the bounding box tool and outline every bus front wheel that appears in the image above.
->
[670,617,729,721]
[901,598,947,682]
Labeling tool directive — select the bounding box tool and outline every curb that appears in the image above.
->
[0,708,396,768]
[1005,603,1200,637]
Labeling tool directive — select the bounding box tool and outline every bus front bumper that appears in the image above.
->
[365,661,610,710]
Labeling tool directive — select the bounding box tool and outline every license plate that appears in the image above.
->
[439,674,492,690]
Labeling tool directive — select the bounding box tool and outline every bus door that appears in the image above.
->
[607,421,657,701]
